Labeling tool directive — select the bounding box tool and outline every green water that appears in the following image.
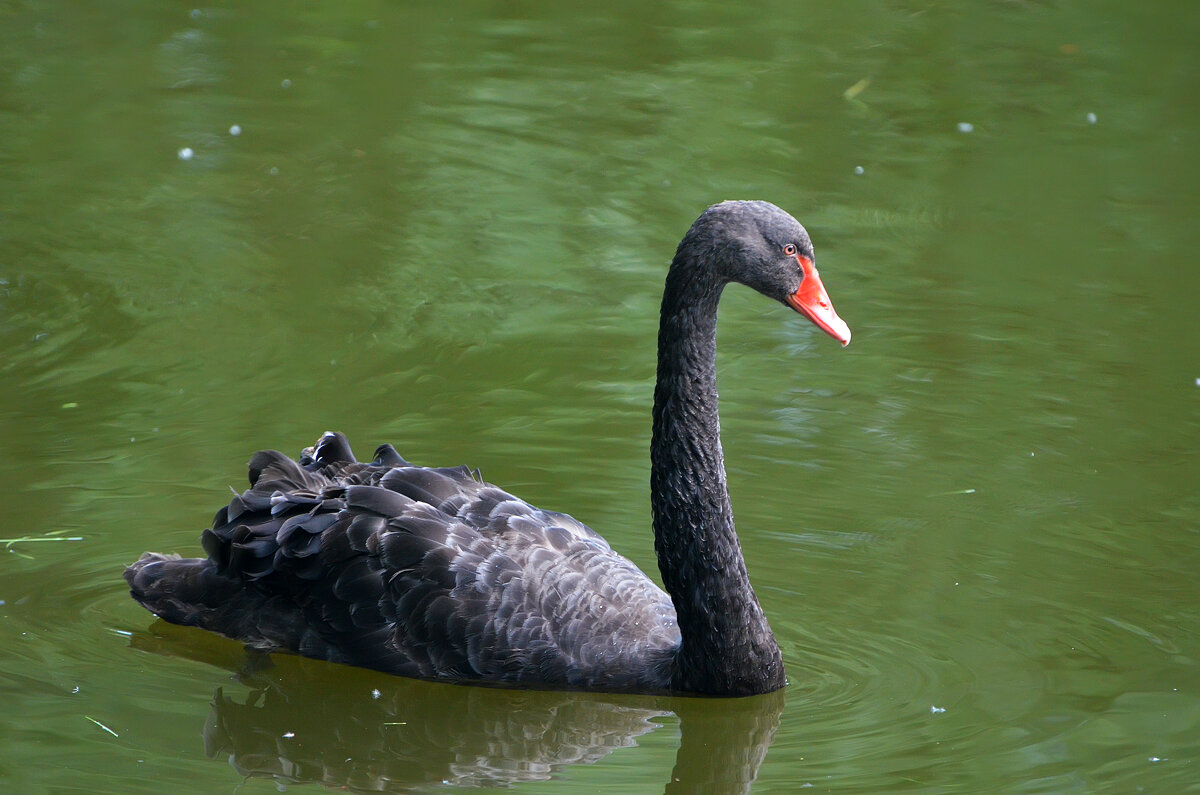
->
[2,1,1198,792]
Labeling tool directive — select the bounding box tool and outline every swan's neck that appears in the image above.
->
[651,262,785,695]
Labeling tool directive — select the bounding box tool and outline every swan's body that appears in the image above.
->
[126,200,850,696]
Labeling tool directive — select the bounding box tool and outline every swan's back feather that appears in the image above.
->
[127,432,680,691]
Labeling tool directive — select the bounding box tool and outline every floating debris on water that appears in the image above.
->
[86,716,119,737]
[843,77,870,101]
[843,77,871,112]
[3,531,84,553]
[930,705,946,714]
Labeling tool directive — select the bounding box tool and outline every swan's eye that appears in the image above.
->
[783,243,798,256]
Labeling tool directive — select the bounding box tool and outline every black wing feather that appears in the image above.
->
[126,431,681,691]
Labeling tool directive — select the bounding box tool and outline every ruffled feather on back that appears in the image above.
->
[127,432,680,692]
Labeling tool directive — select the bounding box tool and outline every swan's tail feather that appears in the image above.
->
[126,553,225,624]
[124,552,301,651]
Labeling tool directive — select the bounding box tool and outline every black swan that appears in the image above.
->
[126,200,851,696]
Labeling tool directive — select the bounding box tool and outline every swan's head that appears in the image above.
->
[691,200,851,347]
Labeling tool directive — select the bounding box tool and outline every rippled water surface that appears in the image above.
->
[2,1,1198,792]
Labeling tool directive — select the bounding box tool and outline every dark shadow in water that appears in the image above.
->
[131,621,784,793]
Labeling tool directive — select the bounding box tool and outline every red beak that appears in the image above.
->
[785,256,851,346]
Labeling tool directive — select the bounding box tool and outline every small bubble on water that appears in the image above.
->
[1086,112,1097,124]
[957,122,974,134]
[281,78,292,89]
[229,124,242,136]
[854,165,865,175]
[189,9,201,20]
[178,147,194,160]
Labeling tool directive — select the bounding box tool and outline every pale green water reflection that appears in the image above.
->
[2,1,1198,792]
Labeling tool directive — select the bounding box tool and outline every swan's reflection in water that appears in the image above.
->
[134,623,784,793]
